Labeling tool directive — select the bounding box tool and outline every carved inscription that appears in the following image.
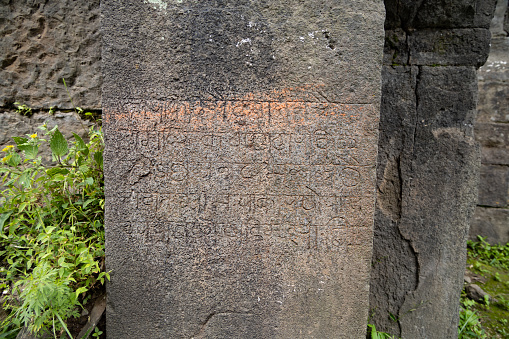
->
[105,100,377,255]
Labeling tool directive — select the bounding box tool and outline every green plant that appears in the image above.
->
[467,237,509,270]
[13,103,32,116]
[367,324,396,339]
[458,298,487,339]
[0,123,108,337]
[92,327,103,338]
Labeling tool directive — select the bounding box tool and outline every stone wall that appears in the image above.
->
[0,0,100,160]
[369,0,496,338]
[470,0,509,245]
[0,0,101,110]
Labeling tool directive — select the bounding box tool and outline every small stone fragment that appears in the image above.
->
[465,284,490,303]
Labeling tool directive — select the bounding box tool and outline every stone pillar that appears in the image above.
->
[102,1,385,338]
[370,0,496,338]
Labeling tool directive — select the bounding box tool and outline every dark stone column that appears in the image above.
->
[369,1,497,338]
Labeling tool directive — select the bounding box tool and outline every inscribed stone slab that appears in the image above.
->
[102,1,385,338]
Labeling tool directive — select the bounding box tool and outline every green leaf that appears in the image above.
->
[18,144,39,160]
[83,198,95,209]
[18,202,27,213]
[85,177,94,186]
[7,153,21,166]
[18,172,30,188]
[0,212,12,233]
[94,151,103,168]
[49,129,68,157]
[46,168,69,177]
[75,287,88,297]
[78,165,89,173]
[52,174,65,182]
[73,133,86,151]
[12,137,28,146]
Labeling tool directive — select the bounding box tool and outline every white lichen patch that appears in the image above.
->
[236,38,252,47]
[144,0,168,12]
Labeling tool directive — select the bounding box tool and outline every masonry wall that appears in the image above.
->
[0,0,100,158]
[470,0,509,245]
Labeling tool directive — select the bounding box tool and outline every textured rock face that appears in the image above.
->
[369,0,496,338]
[102,1,385,338]
[470,0,509,245]
[0,0,101,110]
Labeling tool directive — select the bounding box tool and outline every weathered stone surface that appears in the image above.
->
[384,0,496,30]
[470,207,509,244]
[369,66,419,337]
[471,207,509,244]
[0,1,101,110]
[76,295,106,339]
[408,29,491,67]
[477,165,509,207]
[505,5,509,34]
[470,0,509,248]
[480,146,509,166]
[103,1,384,338]
[412,0,496,29]
[491,0,509,37]
[370,16,487,334]
[476,123,509,148]
[383,29,409,66]
[476,82,509,123]
[372,1,498,335]
[465,284,490,303]
[383,28,491,67]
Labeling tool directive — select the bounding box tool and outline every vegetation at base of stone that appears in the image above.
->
[459,298,487,338]
[0,122,108,337]
[460,237,509,338]
[468,236,509,271]
[367,324,397,339]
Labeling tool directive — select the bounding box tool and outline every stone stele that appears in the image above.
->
[102,1,385,338]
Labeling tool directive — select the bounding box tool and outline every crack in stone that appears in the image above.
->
[191,311,254,339]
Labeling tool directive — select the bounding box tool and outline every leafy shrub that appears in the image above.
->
[467,236,509,270]
[0,123,108,336]
[458,298,486,339]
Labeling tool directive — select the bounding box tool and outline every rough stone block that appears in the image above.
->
[480,147,509,166]
[470,207,509,244]
[103,1,385,338]
[0,1,101,109]
[383,29,409,66]
[477,165,509,207]
[408,29,491,67]
[505,5,509,34]
[476,82,509,123]
[384,0,497,30]
[412,0,496,29]
[475,123,509,148]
